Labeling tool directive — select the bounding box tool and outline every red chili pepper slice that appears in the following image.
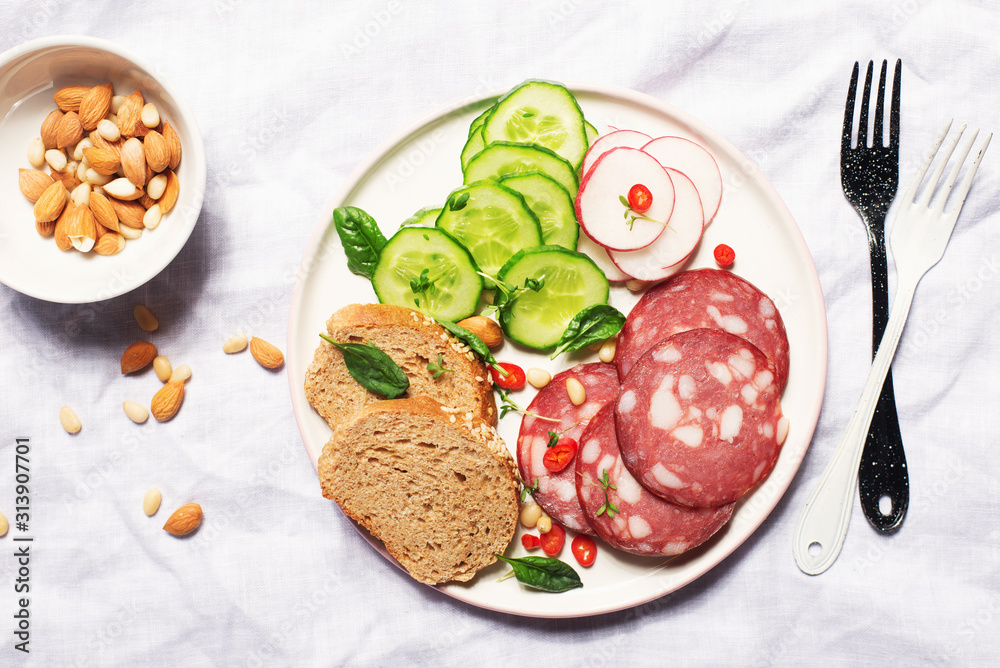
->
[521,534,541,550]
[542,438,579,473]
[627,183,653,213]
[714,243,736,267]
[571,535,597,567]
[490,362,526,390]
[539,522,566,556]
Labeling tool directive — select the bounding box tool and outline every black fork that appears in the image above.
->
[840,59,908,532]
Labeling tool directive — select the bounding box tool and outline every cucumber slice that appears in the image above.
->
[398,206,441,229]
[435,182,542,279]
[460,126,485,170]
[481,80,588,170]
[463,141,578,197]
[498,172,578,250]
[497,245,609,350]
[585,121,598,146]
[372,227,483,321]
[468,104,494,138]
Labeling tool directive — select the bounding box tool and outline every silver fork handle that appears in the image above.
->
[792,276,917,574]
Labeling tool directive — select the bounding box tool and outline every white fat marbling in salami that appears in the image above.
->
[576,404,734,556]
[516,362,619,535]
[616,268,790,390]
[616,328,787,508]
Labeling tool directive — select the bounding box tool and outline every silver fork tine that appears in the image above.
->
[857,61,874,148]
[946,132,992,216]
[917,123,965,208]
[873,60,888,148]
[903,120,952,202]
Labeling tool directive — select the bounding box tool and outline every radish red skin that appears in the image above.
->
[580,128,653,181]
[642,136,723,225]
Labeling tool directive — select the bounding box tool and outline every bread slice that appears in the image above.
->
[319,396,519,584]
[304,303,497,435]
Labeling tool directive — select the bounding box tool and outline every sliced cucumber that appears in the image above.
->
[468,104,494,138]
[372,227,483,321]
[585,120,599,146]
[460,126,485,171]
[498,172,578,250]
[481,80,588,170]
[463,141,578,197]
[497,245,609,350]
[398,206,441,229]
[435,181,542,279]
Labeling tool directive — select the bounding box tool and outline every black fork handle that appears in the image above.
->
[860,217,909,532]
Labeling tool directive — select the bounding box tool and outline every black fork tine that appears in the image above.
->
[857,61,875,149]
[873,60,888,148]
[889,58,901,155]
[842,62,860,155]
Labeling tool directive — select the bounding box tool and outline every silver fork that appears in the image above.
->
[793,121,991,575]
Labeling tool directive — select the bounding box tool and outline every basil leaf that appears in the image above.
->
[319,335,409,399]
[332,206,388,280]
[494,554,583,593]
[550,304,626,360]
[434,317,504,373]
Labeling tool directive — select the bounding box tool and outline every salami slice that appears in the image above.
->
[616,328,788,508]
[516,362,619,535]
[616,268,790,391]
[576,404,734,556]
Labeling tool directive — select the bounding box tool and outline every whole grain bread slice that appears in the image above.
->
[304,303,497,435]
[319,396,519,584]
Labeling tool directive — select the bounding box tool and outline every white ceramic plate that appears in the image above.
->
[0,36,206,303]
[287,83,828,618]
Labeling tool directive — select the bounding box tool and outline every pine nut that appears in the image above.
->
[169,364,191,383]
[536,515,553,534]
[143,487,162,516]
[123,400,149,424]
[223,332,248,354]
[143,204,162,230]
[140,103,160,128]
[72,137,92,162]
[44,148,67,171]
[133,304,159,332]
[75,160,88,183]
[119,224,142,240]
[70,182,91,207]
[566,377,586,406]
[59,405,82,434]
[85,168,112,186]
[28,137,45,167]
[520,503,543,528]
[526,367,551,389]
[97,118,120,141]
[147,173,167,200]
[626,278,648,292]
[153,355,172,382]
[110,94,125,115]
[598,339,617,363]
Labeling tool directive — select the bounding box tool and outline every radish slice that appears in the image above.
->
[641,136,722,225]
[580,129,652,180]
[577,232,631,282]
[575,147,674,252]
[609,169,705,281]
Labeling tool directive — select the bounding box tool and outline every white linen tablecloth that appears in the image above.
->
[1,1,999,665]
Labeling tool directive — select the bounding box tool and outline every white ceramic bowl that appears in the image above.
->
[0,36,206,303]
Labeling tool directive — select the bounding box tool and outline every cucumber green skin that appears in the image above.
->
[435,181,542,279]
[497,245,610,350]
[460,127,486,170]
[468,103,495,138]
[482,80,589,171]
[463,141,579,197]
[585,120,598,145]
[399,206,441,229]
[372,227,483,322]
[498,172,579,250]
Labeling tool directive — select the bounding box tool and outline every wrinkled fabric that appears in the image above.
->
[1,1,999,666]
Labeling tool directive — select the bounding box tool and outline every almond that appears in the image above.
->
[121,340,157,374]
[53,203,75,249]
[143,130,170,173]
[33,180,67,223]
[109,197,146,229]
[18,168,54,202]
[89,130,119,157]
[93,232,125,255]
[56,111,84,149]
[82,147,120,175]
[121,137,146,186]
[250,337,284,369]
[40,109,64,149]
[88,191,120,232]
[53,85,89,112]
[162,121,182,170]
[66,205,97,252]
[35,217,56,237]
[78,83,113,131]
[116,90,144,138]
[151,381,184,422]
[456,316,504,349]
[159,169,179,214]
[162,502,201,536]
